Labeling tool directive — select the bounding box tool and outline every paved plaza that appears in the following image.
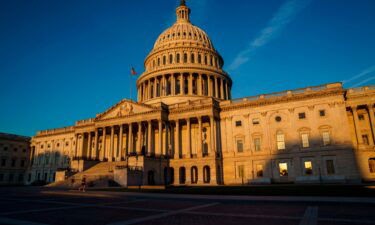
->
[0,187,375,225]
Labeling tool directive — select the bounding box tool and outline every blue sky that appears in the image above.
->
[1,0,374,136]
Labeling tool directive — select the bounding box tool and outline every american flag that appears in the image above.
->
[130,67,137,76]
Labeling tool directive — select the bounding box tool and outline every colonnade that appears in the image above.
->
[74,116,219,161]
[350,104,375,146]
[138,73,231,102]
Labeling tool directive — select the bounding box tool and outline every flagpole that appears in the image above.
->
[129,73,132,102]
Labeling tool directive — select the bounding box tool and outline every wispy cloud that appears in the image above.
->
[228,0,312,71]
[342,65,375,87]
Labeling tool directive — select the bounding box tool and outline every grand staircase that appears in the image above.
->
[47,161,127,189]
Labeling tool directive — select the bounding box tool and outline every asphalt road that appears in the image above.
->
[0,187,374,225]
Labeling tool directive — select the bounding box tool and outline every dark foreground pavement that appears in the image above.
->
[0,187,375,225]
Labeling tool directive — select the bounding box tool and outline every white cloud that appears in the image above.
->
[228,0,312,71]
[342,65,375,85]
[341,64,375,88]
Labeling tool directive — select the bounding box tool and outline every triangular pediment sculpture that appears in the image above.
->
[95,99,155,120]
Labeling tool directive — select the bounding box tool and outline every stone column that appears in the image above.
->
[74,134,78,158]
[174,120,180,159]
[148,121,152,155]
[220,78,224,99]
[153,79,157,98]
[198,74,202,96]
[186,118,191,158]
[225,81,229,100]
[171,75,175,96]
[137,122,142,155]
[165,122,170,156]
[101,127,106,161]
[188,73,193,95]
[161,75,165,96]
[128,123,133,154]
[210,116,215,155]
[197,116,202,157]
[158,120,163,156]
[367,104,375,145]
[109,126,114,161]
[94,129,99,160]
[87,132,92,159]
[214,76,218,98]
[118,125,123,161]
[208,76,212,97]
[352,107,362,145]
[80,133,85,159]
[181,74,185,95]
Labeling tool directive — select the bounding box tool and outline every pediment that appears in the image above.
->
[96,99,155,120]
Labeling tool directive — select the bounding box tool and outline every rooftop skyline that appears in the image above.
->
[1,0,374,136]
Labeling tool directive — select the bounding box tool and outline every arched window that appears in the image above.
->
[198,54,202,64]
[276,131,285,150]
[203,166,210,183]
[191,166,198,184]
[191,53,195,63]
[169,54,173,64]
[163,56,166,65]
[157,58,160,66]
[204,55,208,65]
[176,53,180,63]
[184,53,188,63]
[210,55,213,66]
[179,167,186,184]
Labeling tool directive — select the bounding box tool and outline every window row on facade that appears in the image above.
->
[235,128,333,153]
[0,157,27,168]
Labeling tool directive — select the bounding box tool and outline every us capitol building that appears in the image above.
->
[27,1,375,186]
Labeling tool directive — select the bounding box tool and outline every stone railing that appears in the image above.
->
[75,118,95,126]
[36,126,75,136]
[347,86,375,94]
[225,82,342,105]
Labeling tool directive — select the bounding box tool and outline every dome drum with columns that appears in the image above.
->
[137,1,232,105]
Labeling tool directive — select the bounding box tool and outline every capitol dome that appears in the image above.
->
[137,0,232,105]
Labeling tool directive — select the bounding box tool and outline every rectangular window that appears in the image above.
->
[0,174,3,181]
[237,140,244,152]
[301,133,309,148]
[256,164,263,177]
[277,133,285,150]
[304,161,313,175]
[1,159,5,167]
[298,112,306,119]
[362,134,369,145]
[238,165,245,178]
[369,158,375,173]
[235,121,242,127]
[322,131,330,146]
[252,118,260,125]
[326,160,335,175]
[358,114,365,120]
[18,174,23,182]
[319,110,326,117]
[254,138,261,152]
[279,163,288,177]
[9,174,14,182]
[11,159,16,167]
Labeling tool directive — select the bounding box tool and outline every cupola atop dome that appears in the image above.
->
[176,0,191,23]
